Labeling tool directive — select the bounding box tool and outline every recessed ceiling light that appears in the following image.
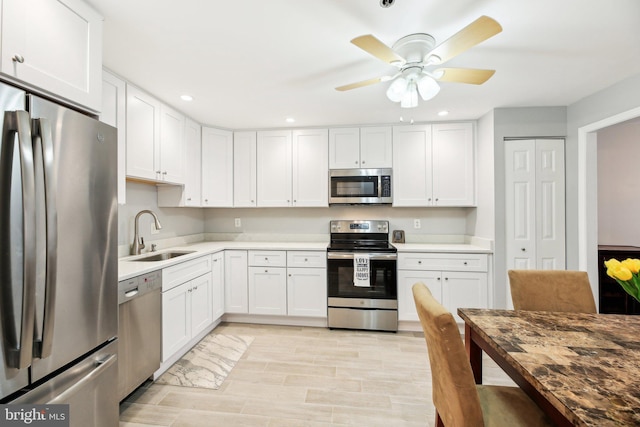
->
[285,117,295,123]
[181,95,193,101]
[438,110,449,117]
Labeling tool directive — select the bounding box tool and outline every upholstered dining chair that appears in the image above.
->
[508,269,597,313]
[412,282,554,427]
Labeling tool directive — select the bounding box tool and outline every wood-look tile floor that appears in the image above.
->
[119,322,514,427]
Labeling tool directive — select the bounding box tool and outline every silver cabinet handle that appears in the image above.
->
[0,110,37,369]
[362,160,365,164]
[125,288,139,298]
[521,248,526,252]
[12,54,24,63]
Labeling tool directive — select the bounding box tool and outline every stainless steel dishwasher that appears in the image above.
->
[118,270,162,401]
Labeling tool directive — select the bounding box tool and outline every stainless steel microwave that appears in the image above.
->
[329,168,392,205]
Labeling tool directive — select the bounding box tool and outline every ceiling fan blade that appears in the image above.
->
[427,16,502,64]
[434,68,496,85]
[351,35,405,65]
[335,75,393,91]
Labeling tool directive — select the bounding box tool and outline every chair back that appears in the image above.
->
[412,282,484,427]
[508,270,597,313]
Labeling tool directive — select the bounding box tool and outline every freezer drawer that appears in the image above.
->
[9,339,118,427]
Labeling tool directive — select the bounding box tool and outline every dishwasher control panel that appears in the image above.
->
[118,270,162,304]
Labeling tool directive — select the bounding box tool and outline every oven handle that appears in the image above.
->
[327,252,397,261]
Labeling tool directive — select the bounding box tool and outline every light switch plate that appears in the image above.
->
[234,218,241,227]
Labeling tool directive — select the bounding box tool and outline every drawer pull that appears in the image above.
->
[12,54,25,63]
[463,261,468,265]
[418,260,422,264]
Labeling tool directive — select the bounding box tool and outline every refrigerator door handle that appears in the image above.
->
[32,118,57,360]
[48,353,117,404]
[0,110,37,369]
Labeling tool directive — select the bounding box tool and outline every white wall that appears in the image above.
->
[597,118,640,246]
[118,182,205,248]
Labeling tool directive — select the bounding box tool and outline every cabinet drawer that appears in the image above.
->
[248,250,287,267]
[162,255,212,291]
[287,251,326,268]
[398,252,488,272]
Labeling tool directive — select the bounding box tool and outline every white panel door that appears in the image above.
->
[292,129,328,207]
[248,267,287,315]
[397,270,442,321]
[162,283,190,361]
[100,70,126,204]
[392,125,432,206]
[441,272,488,323]
[536,139,566,270]
[432,123,475,206]
[224,251,248,313]
[190,273,213,338]
[257,130,292,206]
[505,138,566,307]
[183,118,202,206]
[1,0,103,111]
[126,85,161,181]
[360,126,392,168]
[160,105,185,184]
[329,127,360,169]
[202,127,233,207]
[287,267,327,317]
[234,131,257,207]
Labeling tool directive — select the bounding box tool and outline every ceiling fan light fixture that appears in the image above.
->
[400,82,418,108]
[386,76,408,102]
[417,75,440,101]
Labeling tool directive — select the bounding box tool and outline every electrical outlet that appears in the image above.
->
[234,218,241,228]
[150,222,159,234]
[413,219,421,229]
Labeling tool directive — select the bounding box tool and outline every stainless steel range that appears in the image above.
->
[327,220,398,332]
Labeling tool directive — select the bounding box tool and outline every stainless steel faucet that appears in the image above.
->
[131,210,163,255]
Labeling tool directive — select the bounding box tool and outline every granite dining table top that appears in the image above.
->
[458,308,640,427]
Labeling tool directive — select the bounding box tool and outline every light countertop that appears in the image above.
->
[118,241,492,281]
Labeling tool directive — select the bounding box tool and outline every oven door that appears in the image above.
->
[327,252,397,299]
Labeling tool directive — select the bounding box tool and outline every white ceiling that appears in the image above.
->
[86,0,640,130]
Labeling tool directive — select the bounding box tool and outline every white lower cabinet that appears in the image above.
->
[248,267,287,315]
[161,256,213,362]
[211,251,225,320]
[287,267,326,317]
[224,250,249,313]
[397,252,488,323]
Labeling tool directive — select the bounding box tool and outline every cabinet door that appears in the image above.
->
[190,273,213,338]
[392,125,432,206]
[441,271,488,323]
[162,283,191,361]
[0,0,103,112]
[233,131,257,207]
[329,127,360,169]
[126,85,161,181]
[432,123,475,206]
[257,130,292,206]
[160,105,185,184]
[248,267,287,315]
[287,267,327,317]
[183,118,202,206]
[292,129,328,207]
[211,252,225,320]
[101,70,126,204]
[202,127,233,207]
[224,251,248,313]
[397,270,442,321]
[360,126,392,168]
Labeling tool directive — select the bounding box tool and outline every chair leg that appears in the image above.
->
[435,411,444,427]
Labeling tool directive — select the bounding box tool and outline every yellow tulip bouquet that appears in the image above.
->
[604,258,640,303]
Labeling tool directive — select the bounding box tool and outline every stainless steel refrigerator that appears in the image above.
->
[0,81,118,426]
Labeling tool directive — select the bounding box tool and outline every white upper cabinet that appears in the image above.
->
[202,127,233,207]
[100,69,126,204]
[0,0,103,112]
[393,122,475,207]
[233,131,257,207]
[183,118,202,206]
[292,129,328,207]
[329,126,392,169]
[257,130,293,207]
[126,84,185,184]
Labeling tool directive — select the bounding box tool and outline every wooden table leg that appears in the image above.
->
[465,322,483,384]
[435,412,444,427]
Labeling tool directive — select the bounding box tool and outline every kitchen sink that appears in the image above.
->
[130,251,195,262]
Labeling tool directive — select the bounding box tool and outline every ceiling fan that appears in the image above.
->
[336,16,502,108]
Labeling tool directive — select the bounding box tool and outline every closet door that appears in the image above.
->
[505,139,565,273]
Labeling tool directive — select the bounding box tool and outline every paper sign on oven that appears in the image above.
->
[354,254,370,287]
